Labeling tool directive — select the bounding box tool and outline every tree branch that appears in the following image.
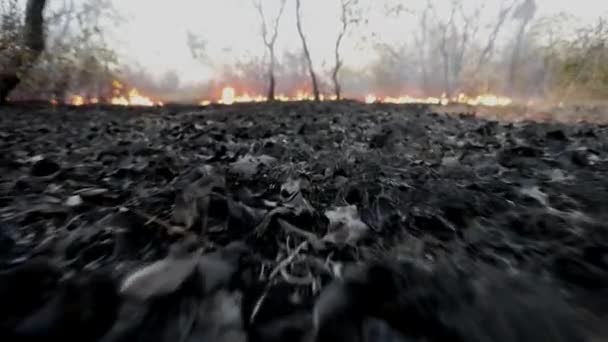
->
[270,0,287,45]
[475,0,515,72]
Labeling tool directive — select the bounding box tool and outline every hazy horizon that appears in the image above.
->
[106,0,608,85]
[6,0,608,102]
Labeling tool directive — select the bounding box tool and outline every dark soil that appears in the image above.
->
[0,101,607,341]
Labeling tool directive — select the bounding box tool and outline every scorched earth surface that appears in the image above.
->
[0,102,606,341]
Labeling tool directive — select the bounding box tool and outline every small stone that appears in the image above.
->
[65,195,83,207]
[441,156,460,167]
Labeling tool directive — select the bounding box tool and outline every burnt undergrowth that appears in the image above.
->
[0,101,606,341]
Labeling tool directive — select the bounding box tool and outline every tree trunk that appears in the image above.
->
[0,0,47,104]
[417,6,431,94]
[508,21,529,93]
[442,54,450,96]
[268,47,276,101]
[438,8,455,97]
[332,62,341,100]
[296,0,320,102]
[333,0,349,101]
[253,0,286,103]
[332,36,344,100]
[439,36,451,96]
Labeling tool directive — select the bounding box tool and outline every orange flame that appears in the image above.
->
[70,95,85,106]
[59,80,162,107]
[204,87,328,105]
[110,82,162,106]
[202,86,512,107]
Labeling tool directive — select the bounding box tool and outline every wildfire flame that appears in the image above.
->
[63,81,162,107]
[220,87,235,105]
[203,87,341,105]
[461,94,513,107]
[215,87,269,105]
[366,92,510,107]
[203,87,513,107]
[110,81,162,106]
[64,83,512,108]
[70,95,85,106]
[111,88,160,106]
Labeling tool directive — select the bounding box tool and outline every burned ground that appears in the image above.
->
[0,102,607,341]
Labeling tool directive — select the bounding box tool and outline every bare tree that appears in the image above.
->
[295,0,320,101]
[508,0,537,92]
[437,5,456,96]
[422,0,481,95]
[413,3,432,93]
[252,0,287,101]
[450,4,480,85]
[475,0,516,72]
[332,0,358,100]
[0,0,47,104]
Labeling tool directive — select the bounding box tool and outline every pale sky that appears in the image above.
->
[80,0,608,84]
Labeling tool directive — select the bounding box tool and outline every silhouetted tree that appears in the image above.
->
[332,0,358,100]
[295,0,320,101]
[437,6,456,96]
[252,0,287,101]
[475,0,516,72]
[413,3,432,93]
[508,0,537,92]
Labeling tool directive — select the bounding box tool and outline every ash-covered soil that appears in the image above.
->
[0,101,607,341]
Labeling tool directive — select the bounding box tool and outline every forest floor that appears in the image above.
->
[0,101,607,341]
